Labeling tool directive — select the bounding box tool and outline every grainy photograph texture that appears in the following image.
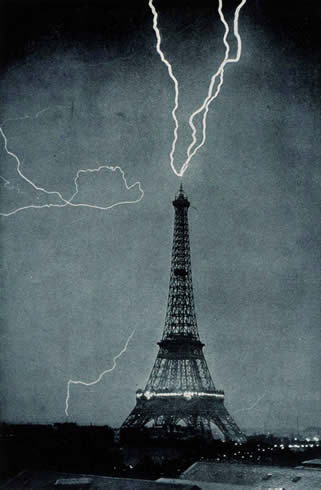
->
[0,0,320,487]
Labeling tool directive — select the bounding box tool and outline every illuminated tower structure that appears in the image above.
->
[121,186,245,442]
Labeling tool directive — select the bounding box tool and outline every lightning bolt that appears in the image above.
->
[65,329,135,416]
[148,0,247,177]
[0,107,141,417]
[234,393,266,414]
[184,0,247,174]
[0,117,144,217]
[0,175,10,186]
[148,0,179,178]
[1,105,68,126]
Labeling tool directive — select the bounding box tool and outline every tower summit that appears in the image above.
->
[121,186,245,442]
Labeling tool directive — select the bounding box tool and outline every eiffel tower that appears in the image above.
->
[121,186,245,442]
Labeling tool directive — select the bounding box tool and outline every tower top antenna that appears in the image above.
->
[174,182,189,206]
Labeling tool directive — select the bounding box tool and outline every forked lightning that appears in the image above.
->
[65,329,135,416]
[0,105,144,216]
[148,0,247,177]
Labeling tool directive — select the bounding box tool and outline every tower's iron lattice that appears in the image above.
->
[121,186,245,442]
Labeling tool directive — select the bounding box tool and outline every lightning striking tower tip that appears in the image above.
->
[148,0,247,177]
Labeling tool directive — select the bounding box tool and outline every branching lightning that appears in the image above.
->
[65,329,135,416]
[2,1,247,421]
[184,0,247,174]
[148,0,179,178]
[0,114,144,217]
[148,0,247,177]
[0,105,143,414]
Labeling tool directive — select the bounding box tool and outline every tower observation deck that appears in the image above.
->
[121,186,245,442]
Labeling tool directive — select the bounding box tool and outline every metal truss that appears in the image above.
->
[121,186,246,443]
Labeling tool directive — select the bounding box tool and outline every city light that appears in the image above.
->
[136,390,225,400]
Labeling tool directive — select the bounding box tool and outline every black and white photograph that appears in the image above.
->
[1,0,320,488]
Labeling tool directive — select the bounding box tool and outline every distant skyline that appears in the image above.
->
[1,0,320,431]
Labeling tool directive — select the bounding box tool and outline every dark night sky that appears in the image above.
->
[0,0,320,431]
